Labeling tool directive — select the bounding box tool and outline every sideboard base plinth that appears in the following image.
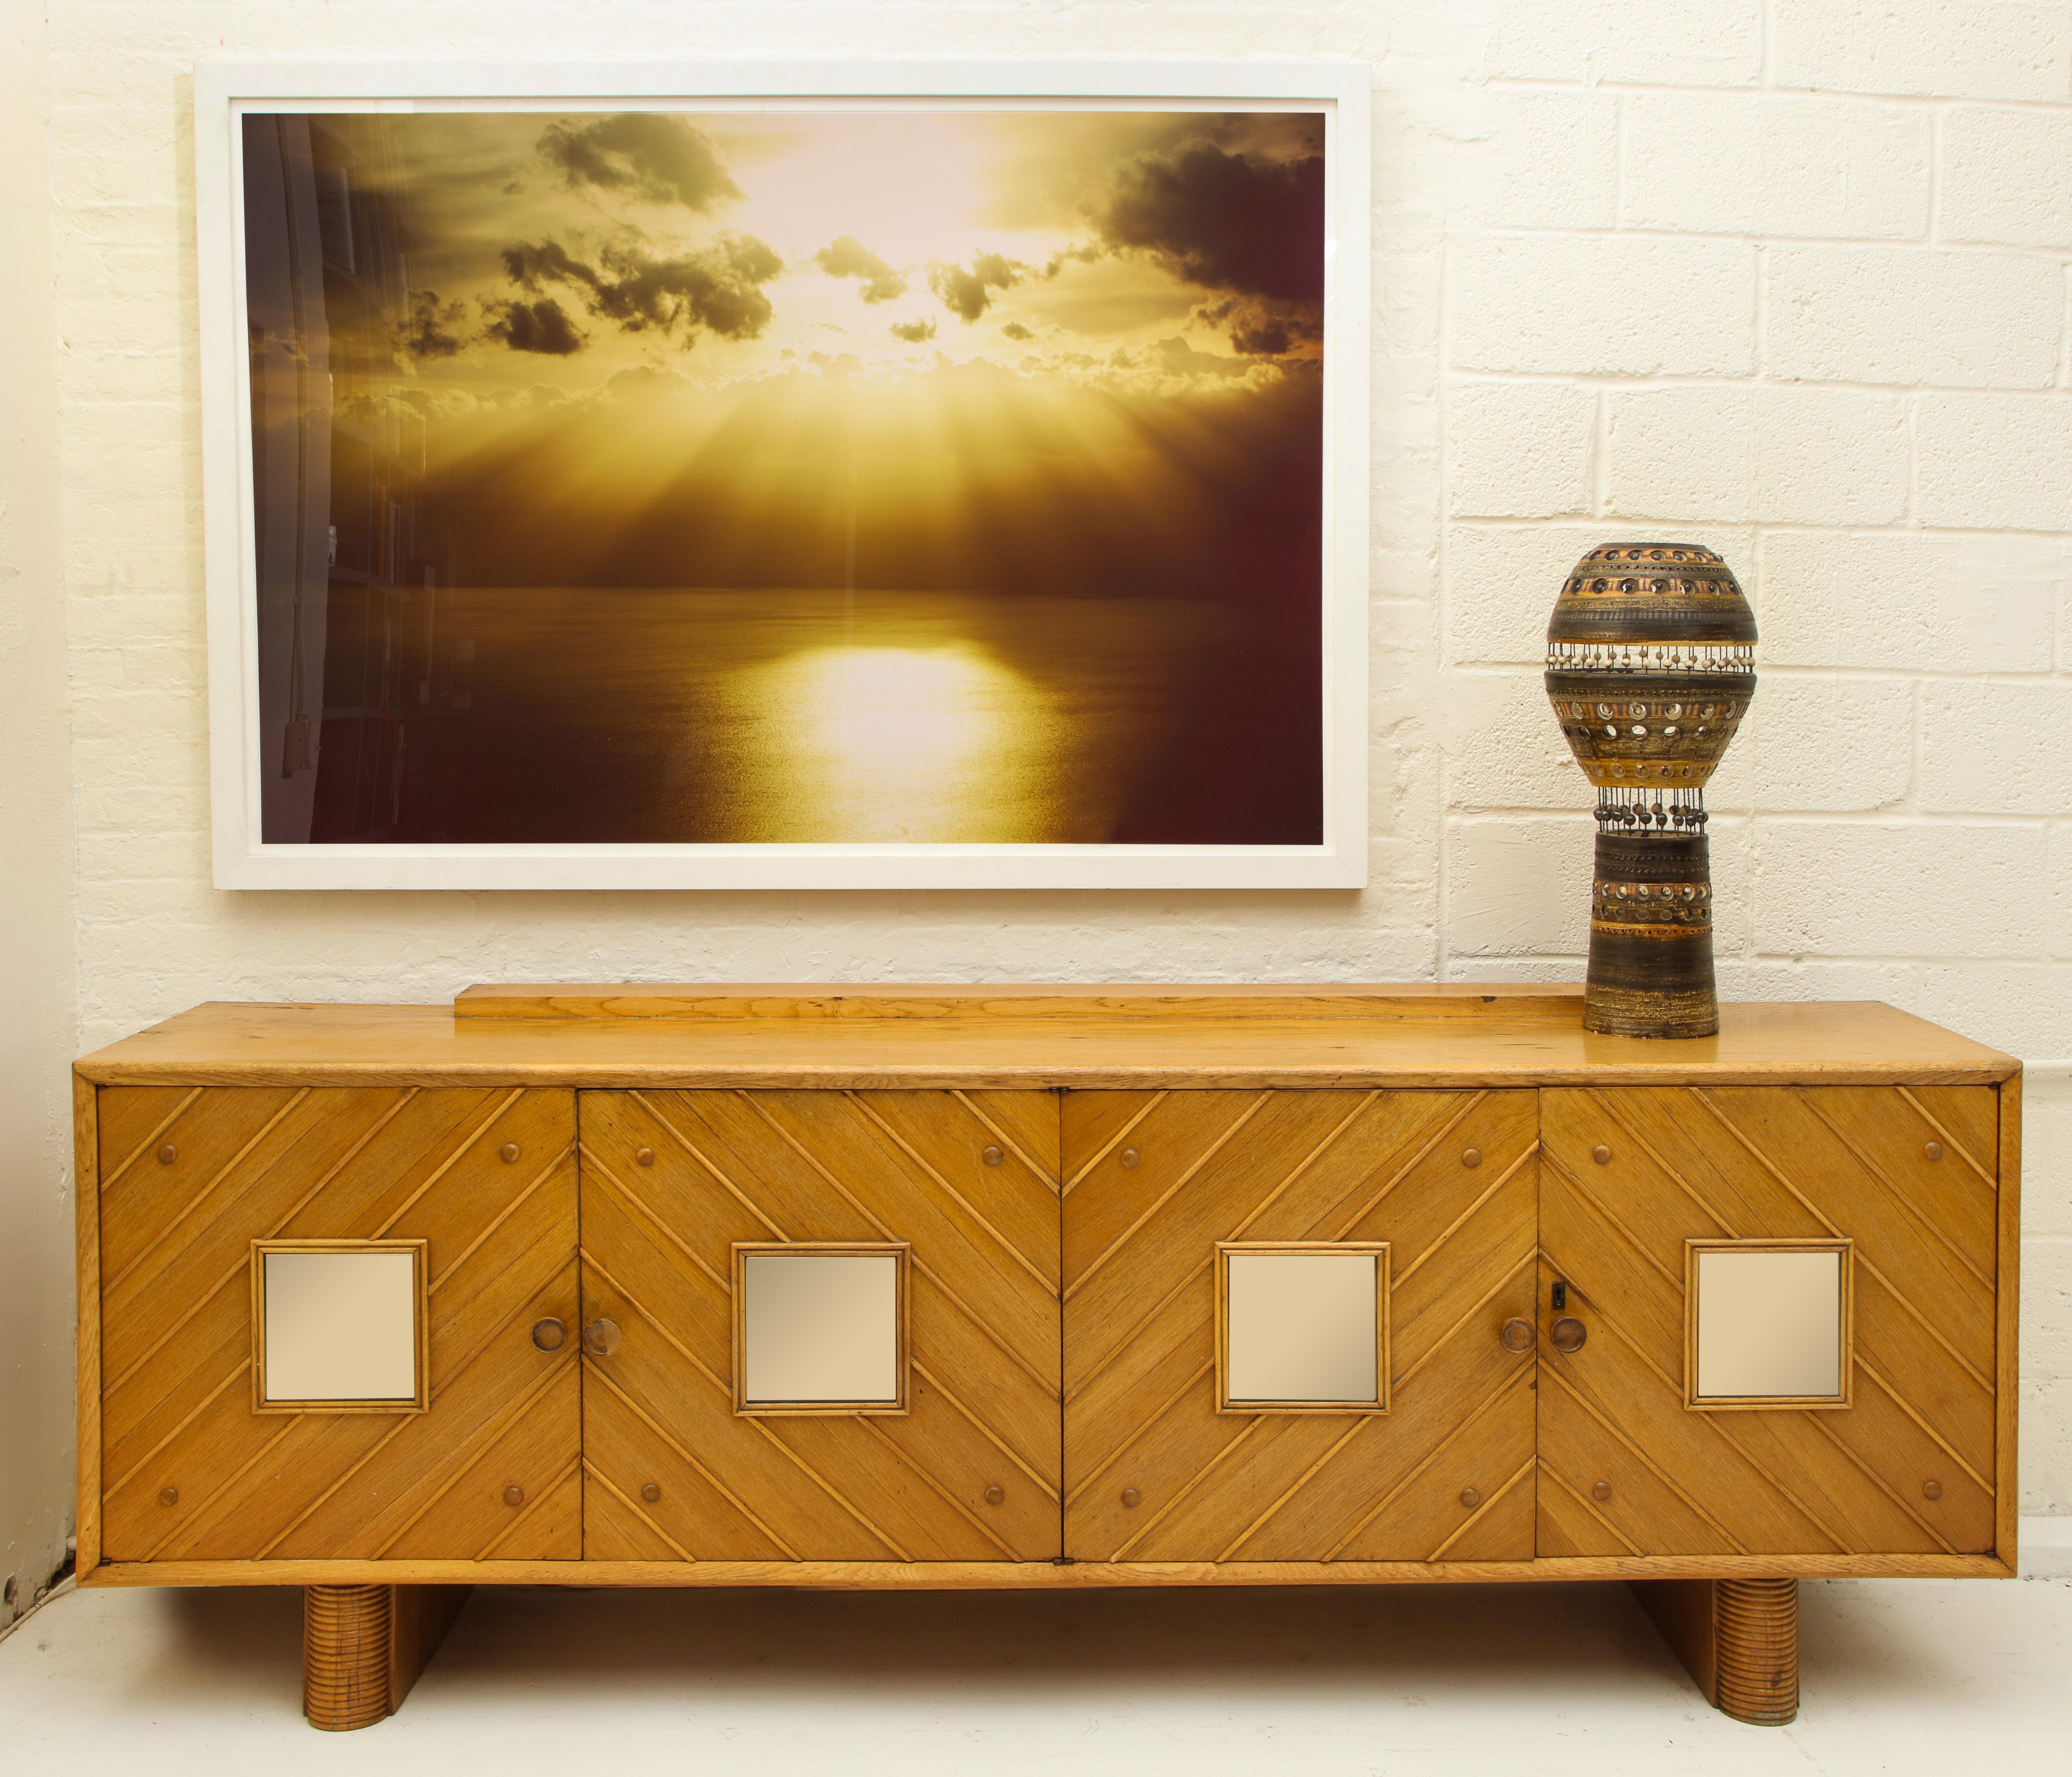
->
[1632,1577,1799,1725]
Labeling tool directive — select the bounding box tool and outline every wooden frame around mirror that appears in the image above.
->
[1683,1237,1854,1411]
[1215,1241,1391,1414]
[249,1237,430,1414]
[732,1241,911,1416]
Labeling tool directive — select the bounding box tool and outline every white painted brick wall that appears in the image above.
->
[27,0,2072,1517]
[1621,92,1931,239]
[1918,392,2072,530]
[1758,530,2063,670]
[1772,1,2072,101]
[1449,235,1757,375]
[1764,245,2065,388]
[1940,106,2072,248]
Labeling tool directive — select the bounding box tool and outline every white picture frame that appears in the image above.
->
[196,60,1370,890]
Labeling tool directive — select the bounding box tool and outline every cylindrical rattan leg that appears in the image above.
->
[1712,1577,1798,1725]
[303,1584,393,1731]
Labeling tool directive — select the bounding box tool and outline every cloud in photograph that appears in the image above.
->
[1090,143,1324,304]
[928,252,1032,323]
[400,289,468,358]
[814,235,908,303]
[501,233,783,344]
[1192,296,1323,358]
[889,317,937,343]
[483,295,587,355]
[537,113,742,212]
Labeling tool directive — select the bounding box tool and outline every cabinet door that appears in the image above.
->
[1063,1089,1538,1562]
[97,1086,580,1562]
[1538,1086,1998,1557]
[578,1089,1062,1561]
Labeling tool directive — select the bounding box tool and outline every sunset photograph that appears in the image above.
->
[240,104,1329,848]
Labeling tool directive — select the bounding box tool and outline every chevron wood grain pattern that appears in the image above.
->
[97,1086,580,1562]
[1062,1089,1538,1562]
[577,1088,1063,1561]
[1537,1086,1999,1559]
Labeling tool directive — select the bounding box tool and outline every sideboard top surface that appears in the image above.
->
[74,988,2017,1089]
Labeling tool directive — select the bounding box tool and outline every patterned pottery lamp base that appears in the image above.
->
[1545,544,1757,1038]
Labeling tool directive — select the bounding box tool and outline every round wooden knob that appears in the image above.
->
[1120,1148,1141,1170]
[500,1142,521,1163]
[1923,1141,1943,1162]
[636,1146,656,1167]
[1923,1479,1943,1501]
[1550,1316,1588,1354]
[503,1485,525,1507]
[982,1145,1004,1167]
[531,1317,566,1352]
[1591,1480,1613,1502]
[1120,1487,1142,1508]
[641,1483,662,1504]
[159,1486,179,1507]
[1591,1145,1612,1165]
[1461,1148,1483,1169]
[1459,1487,1481,1509]
[157,1143,177,1165]
[984,1484,1005,1505]
[1499,1317,1535,1353]
[582,1317,623,1357]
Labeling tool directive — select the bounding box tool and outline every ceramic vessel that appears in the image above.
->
[1545,542,1757,1038]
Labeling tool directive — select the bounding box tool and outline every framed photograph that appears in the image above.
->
[196,62,1369,889]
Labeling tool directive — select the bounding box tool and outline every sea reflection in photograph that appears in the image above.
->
[306,587,1314,844]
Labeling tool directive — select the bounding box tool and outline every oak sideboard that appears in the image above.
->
[73,984,2020,1730]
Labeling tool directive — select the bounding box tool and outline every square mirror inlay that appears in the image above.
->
[737,1246,907,1412]
[254,1242,426,1411]
[1688,1241,1851,1407]
[1219,1244,1388,1411]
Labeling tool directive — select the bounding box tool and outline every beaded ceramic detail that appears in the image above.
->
[1545,642,1756,674]
[1592,787,1709,831]
[1575,544,1720,567]
[1545,540,1755,1039]
[1594,879,1712,911]
[1550,698,1746,725]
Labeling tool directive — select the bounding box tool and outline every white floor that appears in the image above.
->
[4,1574,2070,1775]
